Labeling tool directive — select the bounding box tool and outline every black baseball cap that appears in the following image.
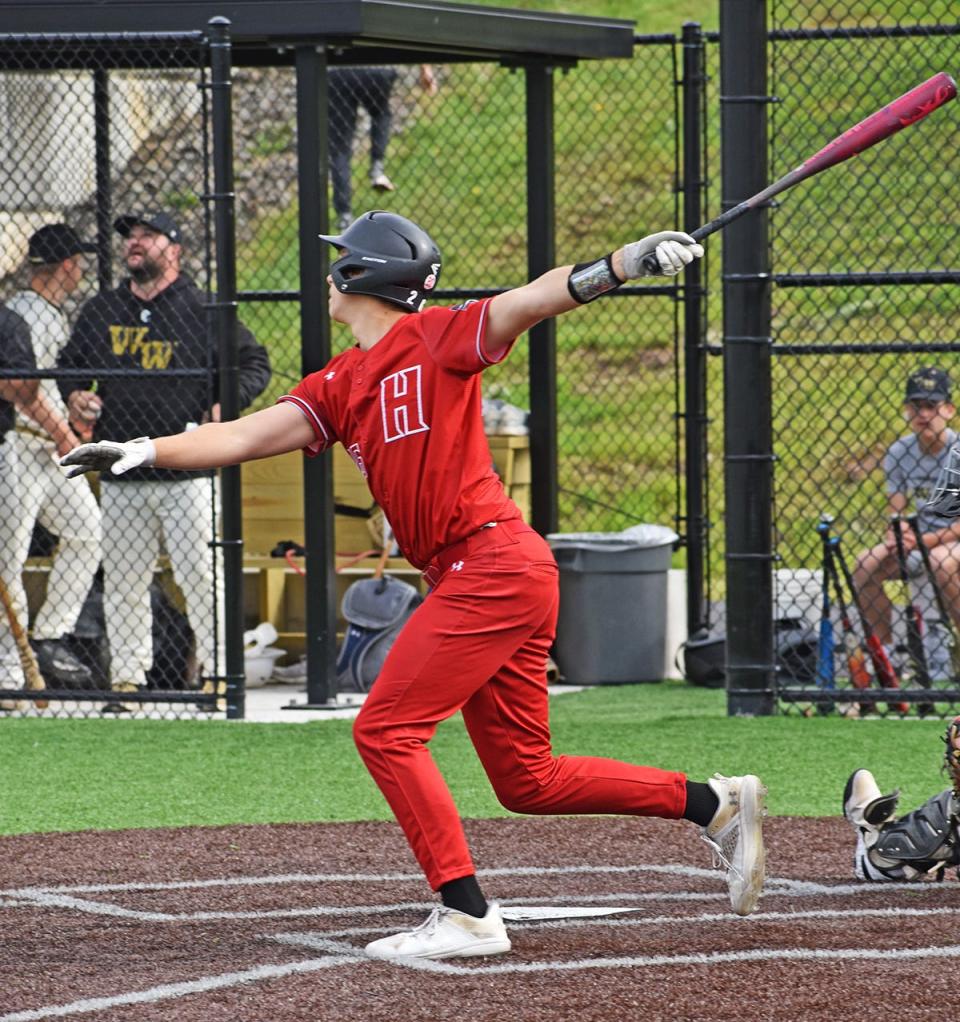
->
[905,367,951,403]
[27,223,97,265]
[113,211,181,243]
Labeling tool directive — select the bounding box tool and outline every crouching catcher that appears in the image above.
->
[843,715,960,881]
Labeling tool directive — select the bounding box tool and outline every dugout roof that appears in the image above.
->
[0,0,635,66]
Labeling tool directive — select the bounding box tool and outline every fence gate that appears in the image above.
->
[730,2,960,718]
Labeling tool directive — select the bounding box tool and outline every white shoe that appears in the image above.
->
[703,773,767,916]
[365,902,511,961]
[842,768,899,880]
[370,164,395,192]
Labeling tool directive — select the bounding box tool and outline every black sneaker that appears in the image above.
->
[31,639,92,687]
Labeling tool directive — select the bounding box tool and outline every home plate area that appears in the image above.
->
[2,817,959,1021]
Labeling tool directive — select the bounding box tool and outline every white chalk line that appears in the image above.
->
[0,954,366,1022]
[4,863,946,926]
[325,938,960,976]
[273,902,960,944]
[3,863,958,1021]
[5,879,948,925]
[0,862,720,898]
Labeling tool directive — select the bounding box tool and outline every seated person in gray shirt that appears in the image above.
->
[853,367,959,674]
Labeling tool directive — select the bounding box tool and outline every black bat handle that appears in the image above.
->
[637,208,744,274]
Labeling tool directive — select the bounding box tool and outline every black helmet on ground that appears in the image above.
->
[320,210,441,313]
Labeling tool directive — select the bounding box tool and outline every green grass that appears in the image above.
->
[0,681,948,836]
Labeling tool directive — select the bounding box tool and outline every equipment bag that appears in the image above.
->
[336,574,422,693]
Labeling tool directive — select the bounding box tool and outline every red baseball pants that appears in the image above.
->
[352,522,688,890]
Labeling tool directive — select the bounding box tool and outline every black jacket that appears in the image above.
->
[58,275,271,482]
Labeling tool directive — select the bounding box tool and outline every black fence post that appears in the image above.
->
[719,0,775,715]
[92,68,113,290]
[294,44,337,706]
[208,17,245,719]
[681,21,709,639]
[525,62,558,537]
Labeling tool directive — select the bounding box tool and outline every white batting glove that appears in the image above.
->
[60,437,156,478]
[622,231,704,278]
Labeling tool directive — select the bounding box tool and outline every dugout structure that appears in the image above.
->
[0,1,641,718]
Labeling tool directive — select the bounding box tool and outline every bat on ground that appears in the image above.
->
[642,71,957,272]
[832,534,908,713]
[0,574,48,709]
[890,514,930,687]
[907,512,960,663]
[814,518,835,691]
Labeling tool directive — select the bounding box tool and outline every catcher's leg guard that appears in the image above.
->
[868,789,960,881]
[842,769,900,881]
[945,716,960,797]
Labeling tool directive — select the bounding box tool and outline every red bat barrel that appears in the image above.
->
[798,71,957,176]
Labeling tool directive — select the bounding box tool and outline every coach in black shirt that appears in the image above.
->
[58,211,271,708]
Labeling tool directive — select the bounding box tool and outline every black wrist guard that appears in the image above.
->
[567,254,624,304]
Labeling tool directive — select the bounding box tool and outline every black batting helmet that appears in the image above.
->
[321,211,441,313]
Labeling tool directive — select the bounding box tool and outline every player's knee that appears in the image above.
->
[351,711,379,761]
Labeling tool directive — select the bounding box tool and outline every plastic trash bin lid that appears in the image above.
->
[546,524,679,552]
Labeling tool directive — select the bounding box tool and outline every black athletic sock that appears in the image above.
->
[440,874,488,918]
[682,780,720,827]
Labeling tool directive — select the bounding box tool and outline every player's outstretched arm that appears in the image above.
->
[61,402,315,478]
[485,231,703,353]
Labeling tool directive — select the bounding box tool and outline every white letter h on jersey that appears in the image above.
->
[380,365,430,443]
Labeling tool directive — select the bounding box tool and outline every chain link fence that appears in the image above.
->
[767,1,960,716]
[0,33,247,718]
[0,33,693,719]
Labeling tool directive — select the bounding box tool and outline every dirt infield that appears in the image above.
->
[2,815,959,1022]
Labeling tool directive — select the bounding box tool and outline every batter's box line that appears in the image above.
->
[269,933,960,976]
[0,862,724,899]
[271,902,960,944]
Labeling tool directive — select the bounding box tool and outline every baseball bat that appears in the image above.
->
[814,520,835,691]
[0,574,48,709]
[642,71,958,273]
[832,534,908,713]
[826,536,872,698]
[906,512,960,655]
[890,515,930,686]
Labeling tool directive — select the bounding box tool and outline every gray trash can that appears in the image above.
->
[547,525,678,685]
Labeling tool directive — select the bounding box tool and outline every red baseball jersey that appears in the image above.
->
[279,298,524,570]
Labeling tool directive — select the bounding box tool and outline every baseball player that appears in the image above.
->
[4,224,102,689]
[62,210,767,959]
[58,211,271,709]
[842,716,960,882]
[0,301,82,704]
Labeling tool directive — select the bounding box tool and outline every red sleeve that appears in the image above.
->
[278,371,339,456]
[419,298,516,375]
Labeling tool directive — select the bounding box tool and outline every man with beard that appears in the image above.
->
[58,212,271,711]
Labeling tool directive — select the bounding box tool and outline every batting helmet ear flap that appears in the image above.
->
[321,211,441,312]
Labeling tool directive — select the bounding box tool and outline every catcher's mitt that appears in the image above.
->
[945,715,960,797]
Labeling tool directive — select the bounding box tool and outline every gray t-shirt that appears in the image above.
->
[884,429,958,532]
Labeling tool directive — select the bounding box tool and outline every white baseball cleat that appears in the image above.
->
[365,902,511,961]
[703,773,767,916]
[842,768,900,881]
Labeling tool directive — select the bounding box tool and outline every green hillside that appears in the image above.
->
[237,0,959,584]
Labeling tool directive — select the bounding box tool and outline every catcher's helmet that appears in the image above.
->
[321,210,441,313]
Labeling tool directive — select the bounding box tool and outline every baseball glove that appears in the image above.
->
[944,715,960,797]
